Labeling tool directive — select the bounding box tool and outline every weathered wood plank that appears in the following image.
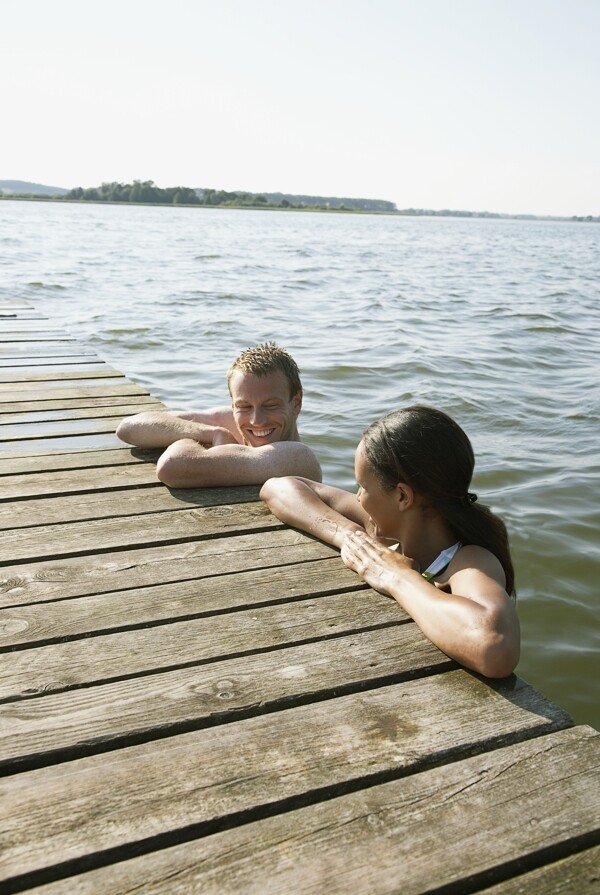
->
[0,312,45,319]
[0,588,398,700]
[0,673,574,885]
[0,343,96,358]
[0,395,160,415]
[0,500,279,564]
[0,447,158,476]
[0,626,449,769]
[0,464,236,500]
[0,307,46,314]
[0,528,334,606]
[0,414,158,441]
[0,482,264,527]
[0,369,122,383]
[0,383,149,402]
[0,332,78,342]
[0,432,130,456]
[478,844,600,894]
[0,320,70,328]
[0,556,364,648]
[19,727,596,895]
[0,356,105,368]
[0,401,164,425]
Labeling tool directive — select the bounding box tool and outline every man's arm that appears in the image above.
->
[156,440,323,488]
[116,407,239,449]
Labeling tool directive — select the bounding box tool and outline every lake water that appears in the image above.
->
[1,199,598,729]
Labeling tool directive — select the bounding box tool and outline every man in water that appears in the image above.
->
[116,342,322,487]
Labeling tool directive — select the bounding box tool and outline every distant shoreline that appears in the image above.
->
[0,194,597,223]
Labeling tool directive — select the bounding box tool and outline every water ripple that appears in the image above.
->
[1,200,599,728]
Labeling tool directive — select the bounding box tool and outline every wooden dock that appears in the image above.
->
[1,299,599,894]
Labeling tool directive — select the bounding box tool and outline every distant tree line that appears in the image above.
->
[64,181,201,205]
[4,180,596,221]
[201,189,269,207]
[59,181,398,212]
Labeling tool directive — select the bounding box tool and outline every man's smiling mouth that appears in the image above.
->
[249,428,275,438]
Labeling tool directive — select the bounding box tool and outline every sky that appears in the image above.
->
[2,0,599,216]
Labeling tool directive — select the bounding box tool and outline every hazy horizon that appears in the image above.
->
[3,0,599,218]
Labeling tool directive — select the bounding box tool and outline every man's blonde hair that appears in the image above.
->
[227,342,302,398]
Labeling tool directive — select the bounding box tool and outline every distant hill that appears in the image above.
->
[0,180,68,196]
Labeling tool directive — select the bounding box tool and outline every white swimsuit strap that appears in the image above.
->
[422,541,461,579]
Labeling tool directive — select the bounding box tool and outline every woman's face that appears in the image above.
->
[355,441,400,540]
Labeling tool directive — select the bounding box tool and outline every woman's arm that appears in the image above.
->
[260,476,369,549]
[340,534,520,678]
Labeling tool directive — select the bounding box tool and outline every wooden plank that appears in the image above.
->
[0,395,160,415]
[0,481,263,526]
[0,448,158,475]
[478,845,600,894]
[0,588,397,700]
[0,556,365,649]
[0,414,159,441]
[0,528,334,605]
[0,332,78,342]
[0,673,574,885]
[0,323,71,333]
[0,356,106,368]
[0,314,62,322]
[0,369,122,383]
[0,343,96,358]
[0,401,165,425]
[0,320,65,333]
[0,462,162,498]
[0,383,148,400]
[0,500,279,564]
[0,432,131,456]
[0,626,450,770]
[18,727,596,895]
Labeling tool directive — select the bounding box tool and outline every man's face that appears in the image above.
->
[230,370,302,447]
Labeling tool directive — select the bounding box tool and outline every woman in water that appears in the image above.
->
[260,405,520,678]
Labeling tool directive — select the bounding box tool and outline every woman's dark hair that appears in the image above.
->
[361,406,515,595]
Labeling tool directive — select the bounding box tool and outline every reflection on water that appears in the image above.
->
[1,200,599,728]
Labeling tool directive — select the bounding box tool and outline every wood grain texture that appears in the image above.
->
[19,727,596,895]
[0,485,267,532]
[0,447,159,475]
[0,528,334,605]
[0,672,575,884]
[0,397,162,418]
[0,556,362,646]
[0,588,396,699]
[0,500,280,564]
[0,384,150,402]
[0,625,449,769]
[0,413,160,441]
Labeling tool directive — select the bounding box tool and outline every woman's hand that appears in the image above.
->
[341,531,416,593]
